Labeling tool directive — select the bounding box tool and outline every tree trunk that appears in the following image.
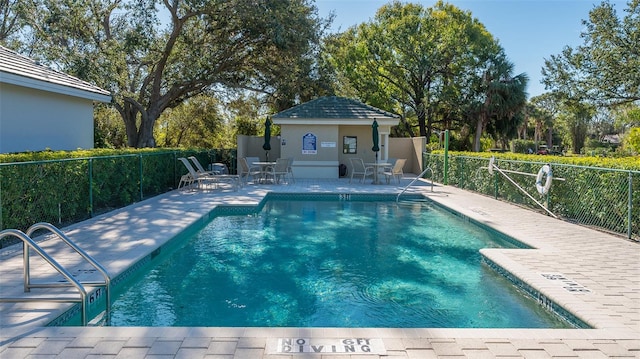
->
[417,100,427,138]
[119,103,140,148]
[119,107,158,148]
[136,121,156,148]
[473,115,484,152]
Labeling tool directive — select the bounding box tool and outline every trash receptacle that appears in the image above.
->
[339,163,347,177]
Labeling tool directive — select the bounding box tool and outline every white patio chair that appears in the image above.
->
[349,158,374,183]
[286,157,295,183]
[238,157,262,185]
[264,158,290,184]
[382,158,406,184]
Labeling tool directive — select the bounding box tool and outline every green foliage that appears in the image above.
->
[155,95,235,148]
[228,94,263,136]
[94,104,127,148]
[324,0,503,141]
[542,1,639,107]
[12,0,327,148]
[431,150,640,170]
[0,148,236,245]
[623,126,640,155]
[512,139,538,154]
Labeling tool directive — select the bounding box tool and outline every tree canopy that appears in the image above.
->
[6,0,327,148]
[542,0,640,107]
[323,0,527,151]
[540,0,639,153]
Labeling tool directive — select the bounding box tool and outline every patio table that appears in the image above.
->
[365,162,391,184]
[252,161,277,183]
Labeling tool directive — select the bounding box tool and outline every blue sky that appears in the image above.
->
[315,0,629,99]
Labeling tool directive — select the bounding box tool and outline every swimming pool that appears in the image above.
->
[76,197,570,328]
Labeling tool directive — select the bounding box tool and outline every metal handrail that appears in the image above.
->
[25,222,111,323]
[396,166,434,202]
[0,228,89,325]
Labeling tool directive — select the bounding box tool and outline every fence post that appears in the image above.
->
[0,167,3,230]
[89,159,94,217]
[629,171,633,239]
[443,130,449,185]
[139,154,144,201]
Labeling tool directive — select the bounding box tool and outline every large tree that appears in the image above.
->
[542,0,639,107]
[324,0,500,139]
[12,0,325,148]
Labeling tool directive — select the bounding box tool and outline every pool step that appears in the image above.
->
[396,198,431,207]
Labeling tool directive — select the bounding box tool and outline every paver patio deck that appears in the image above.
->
[1,177,638,358]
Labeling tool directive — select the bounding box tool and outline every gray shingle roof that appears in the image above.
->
[0,45,111,101]
[272,96,399,120]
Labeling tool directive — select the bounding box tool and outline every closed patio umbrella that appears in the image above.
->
[263,117,272,161]
[372,119,380,161]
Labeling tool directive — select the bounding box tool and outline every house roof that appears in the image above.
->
[0,45,111,102]
[271,96,400,126]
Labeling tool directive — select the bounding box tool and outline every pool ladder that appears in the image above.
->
[396,166,434,203]
[0,223,111,326]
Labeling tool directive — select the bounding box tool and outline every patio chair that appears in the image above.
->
[382,158,406,184]
[286,157,295,183]
[188,156,240,190]
[238,157,262,185]
[178,157,217,189]
[188,156,216,175]
[246,156,260,166]
[264,158,290,184]
[349,158,374,183]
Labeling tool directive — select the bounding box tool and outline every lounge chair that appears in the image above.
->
[382,158,406,184]
[188,156,240,190]
[349,158,374,183]
[188,156,216,175]
[264,158,290,184]
[238,157,262,185]
[178,157,217,189]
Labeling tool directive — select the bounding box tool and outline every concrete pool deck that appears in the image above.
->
[0,177,638,358]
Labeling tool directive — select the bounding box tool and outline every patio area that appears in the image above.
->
[1,176,638,358]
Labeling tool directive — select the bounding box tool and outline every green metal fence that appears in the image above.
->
[0,150,236,243]
[424,153,639,241]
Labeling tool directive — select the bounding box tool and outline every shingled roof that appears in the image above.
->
[272,96,399,122]
[0,45,111,102]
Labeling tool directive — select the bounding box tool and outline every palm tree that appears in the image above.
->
[530,93,560,149]
[472,55,528,151]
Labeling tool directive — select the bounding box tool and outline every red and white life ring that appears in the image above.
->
[535,164,553,195]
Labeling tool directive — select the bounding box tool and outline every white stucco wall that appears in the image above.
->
[0,83,95,153]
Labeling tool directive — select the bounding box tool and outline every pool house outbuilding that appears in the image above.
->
[270,96,401,179]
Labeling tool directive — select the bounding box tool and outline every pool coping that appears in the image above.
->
[1,178,639,358]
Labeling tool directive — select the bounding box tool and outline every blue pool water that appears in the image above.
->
[104,199,569,328]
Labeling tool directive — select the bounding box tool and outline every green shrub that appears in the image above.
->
[425,152,640,239]
[0,148,236,246]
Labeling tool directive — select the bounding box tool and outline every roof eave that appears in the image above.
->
[1,71,112,103]
[272,117,399,126]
